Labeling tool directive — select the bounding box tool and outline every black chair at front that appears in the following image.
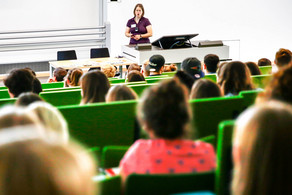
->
[90,48,110,58]
[57,50,77,61]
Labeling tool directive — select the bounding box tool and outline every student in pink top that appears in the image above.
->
[119,79,216,182]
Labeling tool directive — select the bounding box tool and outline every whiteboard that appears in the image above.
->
[0,0,100,32]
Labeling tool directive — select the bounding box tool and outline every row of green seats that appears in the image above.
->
[204,74,272,89]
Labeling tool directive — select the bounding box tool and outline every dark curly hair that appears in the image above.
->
[138,79,191,139]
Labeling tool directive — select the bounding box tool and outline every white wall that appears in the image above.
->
[0,0,100,31]
[107,0,292,62]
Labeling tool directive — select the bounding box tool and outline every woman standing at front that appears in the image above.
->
[125,4,153,45]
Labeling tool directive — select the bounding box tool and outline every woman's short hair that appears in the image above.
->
[263,65,292,104]
[4,68,35,97]
[65,68,83,87]
[190,79,222,99]
[138,79,191,139]
[133,3,145,18]
[80,70,110,104]
[101,64,116,78]
[233,101,292,195]
[0,105,40,130]
[127,70,145,82]
[245,62,261,75]
[26,102,69,143]
[15,92,44,106]
[53,67,68,81]
[257,58,272,66]
[128,63,141,73]
[275,48,292,68]
[106,85,138,102]
[217,61,253,95]
[0,139,96,195]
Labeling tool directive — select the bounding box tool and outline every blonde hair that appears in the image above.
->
[142,60,150,77]
[101,64,116,78]
[65,68,83,87]
[233,101,292,195]
[106,85,138,102]
[26,102,69,143]
[0,105,40,130]
[0,139,96,195]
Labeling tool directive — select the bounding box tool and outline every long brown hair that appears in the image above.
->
[65,68,83,87]
[80,71,110,104]
[233,101,292,195]
[217,61,253,95]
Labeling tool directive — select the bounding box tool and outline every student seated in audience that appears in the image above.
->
[257,65,292,105]
[127,70,145,82]
[174,70,195,94]
[26,102,69,143]
[164,64,177,72]
[64,68,83,87]
[257,58,272,66]
[127,63,141,75]
[24,67,43,94]
[101,64,116,78]
[232,101,292,195]
[190,79,222,99]
[217,61,254,96]
[0,138,97,195]
[119,79,216,182]
[203,54,219,74]
[4,68,35,98]
[47,67,67,83]
[272,48,292,73]
[106,85,138,102]
[142,60,150,77]
[181,57,205,80]
[15,92,44,106]
[80,70,110,104]
[145,55,165,76]
[245,61,262,75]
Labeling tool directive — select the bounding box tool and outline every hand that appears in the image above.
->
[133,34,141,40]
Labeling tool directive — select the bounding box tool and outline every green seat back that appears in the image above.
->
[0,86,7,90]
[199,135,216,148]
[239,89,263,109]
[40,89,82,106]
[0,89,10,99]
[189,96,243,139]
[204,74,217,83]
[259,66,272,75]
[0,98,17,107]
[126,81,147,85]
[125,171,215,195]
[58,100,137,148]
[101,145,129,169]
[144,74,169,79]
[216,120,234,195]
[97,176,121,195]
[161,71,177,77]
[43,86,80,92]
[129,84,156,97]
[41,82,64,89]
[110,78,126,84]
[251,74,272,89]
[145,77,171,84]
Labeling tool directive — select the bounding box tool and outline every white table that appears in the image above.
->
[121,45,229,65]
